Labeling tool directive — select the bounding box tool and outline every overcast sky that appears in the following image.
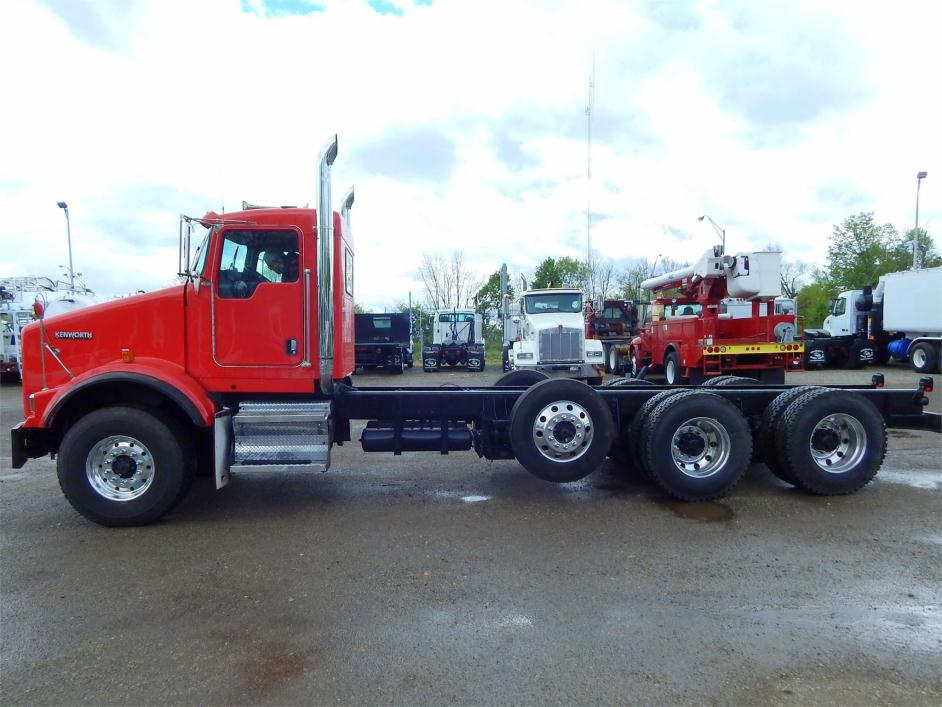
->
[1,0,938,310]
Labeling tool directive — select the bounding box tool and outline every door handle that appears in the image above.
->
[286,339,298,356]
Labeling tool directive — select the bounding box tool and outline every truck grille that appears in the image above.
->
[539,327,582,363]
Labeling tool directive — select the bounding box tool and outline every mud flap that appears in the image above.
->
[214,408,234,489]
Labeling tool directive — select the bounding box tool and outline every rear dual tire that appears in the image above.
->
[777,389,885,495]
[638,390,752,501]
[664,351,684,385]
[910,342,939,373]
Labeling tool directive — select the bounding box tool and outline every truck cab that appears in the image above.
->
[422,310,485,372]
[510,288,604,382]
[822,291,861,337]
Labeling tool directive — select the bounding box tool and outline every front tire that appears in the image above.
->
[607,346,622,375]
[495,369,549,387]
[628,349,641,378]
[509,378,615,483]
[57,406,193,527]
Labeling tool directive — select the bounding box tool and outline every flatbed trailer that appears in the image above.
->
[9,135,941,526]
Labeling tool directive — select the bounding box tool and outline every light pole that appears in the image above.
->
[56,201,75,292]
[698,214,726,253]
[913,171,928,269]
[650,253,662,276]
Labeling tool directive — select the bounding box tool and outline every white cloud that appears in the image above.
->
[1,0,939,309]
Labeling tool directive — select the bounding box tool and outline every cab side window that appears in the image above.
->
[217,229,300,298]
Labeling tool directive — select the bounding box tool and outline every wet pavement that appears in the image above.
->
[1,366,940,705]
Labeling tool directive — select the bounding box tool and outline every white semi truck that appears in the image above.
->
[803,266,942,372]
[508,288,604,383]
[422,309,485,372]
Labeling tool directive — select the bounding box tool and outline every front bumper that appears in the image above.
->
[516,362,603,379]
[10,423,55,469]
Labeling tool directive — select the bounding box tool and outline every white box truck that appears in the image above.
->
[803,266,942,372]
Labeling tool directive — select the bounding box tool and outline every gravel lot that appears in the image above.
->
[1,365,940,705]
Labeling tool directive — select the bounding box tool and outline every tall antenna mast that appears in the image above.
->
[585,56,595,299]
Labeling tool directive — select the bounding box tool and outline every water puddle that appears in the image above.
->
[888,429,918,438]
[496,614,533,627]
[429,491,492,503]
[657,499,735,522]
[876,469,941,491]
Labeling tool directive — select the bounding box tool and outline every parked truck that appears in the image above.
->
[9,135,940,527]
[422,309,485,372]
[627,248,803,384]
[508,288,605,383]
[354,312,413,373]
[1,278,101,383]
[803,267,942,373]
[584,298,642,375]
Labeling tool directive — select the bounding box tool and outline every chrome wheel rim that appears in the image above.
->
[670,417,731,478]
[809,413,867,473]
[532,400,594,462]
[912,348,926,368]
[85,435,155,501]
[608,347,618,372]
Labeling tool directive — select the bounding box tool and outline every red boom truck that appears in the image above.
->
[10,136,941,526]
[627,247,804,385]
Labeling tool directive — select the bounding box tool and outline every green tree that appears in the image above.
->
[826,212,900,290]
[884,228,942,271]
[395,302,433,346]
[354,303,367,314]
[796,276,833,329]
[474,270,514,331]
[531,256,587,289]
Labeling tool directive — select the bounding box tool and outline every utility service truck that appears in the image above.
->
[628,247,803,384]
[804,266,942,373]
[422,309,485,372]
[10,135,940,528]
[508,288,605,383]
[354,312,413,374]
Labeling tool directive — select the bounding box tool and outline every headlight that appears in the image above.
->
[586,350,603,358]
[516,352,534,360]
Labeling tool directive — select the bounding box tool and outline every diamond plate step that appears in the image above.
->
[231,401,331,472]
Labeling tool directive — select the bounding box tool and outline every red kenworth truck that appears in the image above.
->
[11,135,941,526]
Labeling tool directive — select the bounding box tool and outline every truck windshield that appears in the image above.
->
[439,313,475,322]
[524,293,582,314]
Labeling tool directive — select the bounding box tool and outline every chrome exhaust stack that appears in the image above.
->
[317,134,338,396]
[340,187,354,231]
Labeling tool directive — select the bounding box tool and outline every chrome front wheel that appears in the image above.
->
[531,400,594,462]
[86,435,156,501]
